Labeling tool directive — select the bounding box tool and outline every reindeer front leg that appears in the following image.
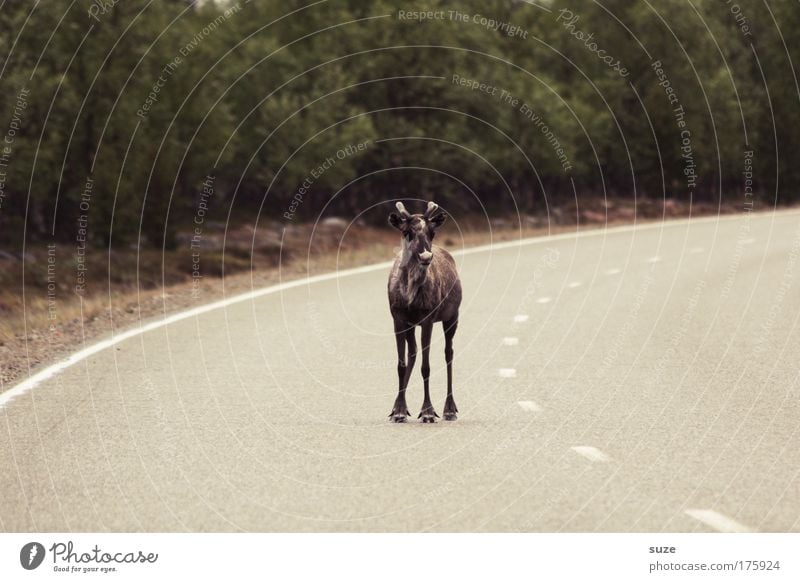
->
[418,321,439,423]
[389,320,413,422]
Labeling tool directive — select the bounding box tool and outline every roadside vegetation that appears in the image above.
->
[1,0,797,386]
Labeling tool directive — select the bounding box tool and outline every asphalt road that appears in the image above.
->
[3,210,800,532]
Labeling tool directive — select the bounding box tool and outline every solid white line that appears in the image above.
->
[502,337,519,346]
[535,297,552,304]
[498,368,517,378]
[513,314,529,323]
[1,261,399,409]
[571,446,611,463]
[685,509,752,533]
[3,209,797,409]
[517,400,541,412]
[456,209,790,258]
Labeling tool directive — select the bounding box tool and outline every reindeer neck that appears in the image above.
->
[397,255,430,306]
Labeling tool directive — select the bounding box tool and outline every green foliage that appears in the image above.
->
[0,0,796,247]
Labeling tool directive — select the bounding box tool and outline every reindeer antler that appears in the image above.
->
[395,201,411,218]
[423,201,439,218]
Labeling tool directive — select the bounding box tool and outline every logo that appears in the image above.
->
[20,542,46,570]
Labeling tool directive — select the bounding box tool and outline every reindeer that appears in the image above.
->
[387,201,462,423]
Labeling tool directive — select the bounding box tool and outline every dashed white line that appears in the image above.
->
[604,268,621,276]
[646,256,662,264]
[535,297,552,304]
[517,400,541,412]
[498,368,517,378]
[567,281,582,288]
[570,446,611,463]
[684,509,752,533]
[513,314,529,323]
[502,337,519,346]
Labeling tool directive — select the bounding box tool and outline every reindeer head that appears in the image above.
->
[389,201,447,269]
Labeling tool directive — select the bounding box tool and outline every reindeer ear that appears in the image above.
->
[389,212,404,230]
[429,211,447,228]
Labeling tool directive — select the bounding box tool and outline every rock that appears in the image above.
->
[523,214,542,227]
[616,207,636,220]
[320,217,349,229]
[581,210,606,223]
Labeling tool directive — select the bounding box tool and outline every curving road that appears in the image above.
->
[2,209,800,532]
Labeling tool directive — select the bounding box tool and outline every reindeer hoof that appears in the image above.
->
[443,397,458,421]
[418,406,439,423]
[390,413,408,423]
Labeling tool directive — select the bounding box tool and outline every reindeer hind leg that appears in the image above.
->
[443,317,459,421]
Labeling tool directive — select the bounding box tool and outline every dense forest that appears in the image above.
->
[0,0,798,249]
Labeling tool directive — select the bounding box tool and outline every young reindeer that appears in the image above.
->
[387,201,462,423]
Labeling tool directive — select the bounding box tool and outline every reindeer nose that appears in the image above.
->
[419,250,433,265]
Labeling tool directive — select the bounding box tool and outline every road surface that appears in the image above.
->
[2,210,800,532]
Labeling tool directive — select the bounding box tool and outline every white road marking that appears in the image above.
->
[513,314,529,323]
[571,446,611,462]
[689,246,705,254]
[646,256,662,263]
[604,268,621,276]
[535,297,552,304]
[498,368,517,378]
[502,337,519,346]
[517,400,541,412]
[4,210,797,409]
[567,281,582,288]
[740,237,756,245]
[685,509,752,533]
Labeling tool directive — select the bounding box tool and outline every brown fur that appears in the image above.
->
[386,201,462,422]
[388,245,461,319]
